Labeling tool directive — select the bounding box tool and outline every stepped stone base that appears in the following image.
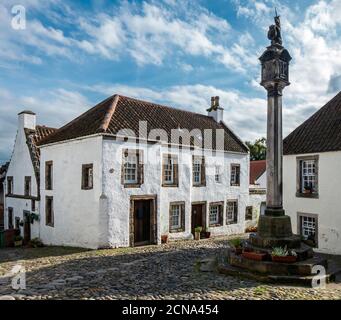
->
[228,250,326,276]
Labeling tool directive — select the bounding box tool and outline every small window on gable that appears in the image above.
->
[226,200,238,224]
[297,156,318,198]
[230,164,240,186]
[46,196,54,227]
[169,202,185,233]
[82,164,93,190]
[45,161,53,190]
[24,176,31,196]
[7,177,13,195]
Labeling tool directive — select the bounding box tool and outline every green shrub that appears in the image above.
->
[28,238,44,248]
[229,238,242,248]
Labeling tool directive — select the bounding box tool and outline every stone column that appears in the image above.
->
[265,84,285,216]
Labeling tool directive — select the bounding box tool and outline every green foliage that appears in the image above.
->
[271,246,289,257]
[194,226,203,233]
[229,238,242,248]
[14,235,23,242]
[28,238,44,248]
[245,138,267,161]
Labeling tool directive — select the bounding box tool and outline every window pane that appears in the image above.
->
[170,205,181,229]
[209,205,219,225]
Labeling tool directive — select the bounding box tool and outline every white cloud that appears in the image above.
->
[0,88,90,163]
[0,0,256,72]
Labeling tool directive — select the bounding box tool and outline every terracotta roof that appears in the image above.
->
[25,125,58,182]
[38,94,248,153]
[284,91,341,155]
[250,160,266,184]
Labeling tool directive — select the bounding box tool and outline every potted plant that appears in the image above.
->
[242,249,267,261]
[271,246,297,263]
[229,238,243,255]
[28,238,44,248]
[200,228,211,239]
[161,234,168,244]
[18,220,24,227]
[194,226,202,240]
[14,235,23,247]
[30,213,40,224]
[303,184,313,194]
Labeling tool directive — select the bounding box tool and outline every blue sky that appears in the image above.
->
[1,0,341,163]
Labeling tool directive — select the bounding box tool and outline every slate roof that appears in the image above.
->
[25,125,57,181]
[249,160,266,185]
[38,95,248,153]
[284,91,341,155]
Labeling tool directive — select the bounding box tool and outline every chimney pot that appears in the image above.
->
[211,96,215,108]
[215,96,220,107]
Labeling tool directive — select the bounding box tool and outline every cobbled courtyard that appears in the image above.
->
[0,236,340,300]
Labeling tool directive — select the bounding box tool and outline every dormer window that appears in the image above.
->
[296,155,319,198]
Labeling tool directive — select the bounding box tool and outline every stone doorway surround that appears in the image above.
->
[129,195,157,247]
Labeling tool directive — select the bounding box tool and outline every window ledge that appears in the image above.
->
[230,184,240,187]
[81,187,93,190]
[162,184,179,188]
[209,223,222,228]
[46,223,54,228]
[226,222,238,225]
[193,184,206,188]
[169,228,184,233]
[124,183,142,188]
[296,192,319,199]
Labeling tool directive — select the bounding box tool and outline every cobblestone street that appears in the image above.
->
[0,236,340,300]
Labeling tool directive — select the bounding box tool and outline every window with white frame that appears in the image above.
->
[170,204,181,230]
[299,215,317,247]
[215,165,221,183]
[226,200,238,224]
[230,164,240,186]
[193,159,201,184]
[124,154,138,184]
[300,159,317,194]
[164,157,174,184]
[209,205,219,225]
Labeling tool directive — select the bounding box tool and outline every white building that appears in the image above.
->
[4,94,250,249]
[3,111,56,243]
[246,160,266,229]
[283,92,341,255]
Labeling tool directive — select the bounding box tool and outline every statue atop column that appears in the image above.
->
[267,9,282,46]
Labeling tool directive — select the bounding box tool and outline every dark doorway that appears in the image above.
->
[191,203,206,236]
[134,200,152,246]
[23,211,31,244]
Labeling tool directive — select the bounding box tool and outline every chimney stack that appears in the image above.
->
[207,96,224,123]
[18,110,36,130]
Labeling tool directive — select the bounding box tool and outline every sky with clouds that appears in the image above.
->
[1,0,341,163]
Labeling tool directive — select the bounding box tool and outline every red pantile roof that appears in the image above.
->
[38,94,248,153]
[25,125,58,182]
[250,160,266,185]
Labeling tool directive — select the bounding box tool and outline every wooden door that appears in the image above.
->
[23,211,31,244]
[134,200,151,245]
[191,204,204,236]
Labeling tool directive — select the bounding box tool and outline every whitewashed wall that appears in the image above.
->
[103,138,249,247]
[39,135,248,249]
[4,113,40,238]
[39,136,103,249]
[283,151,341,255]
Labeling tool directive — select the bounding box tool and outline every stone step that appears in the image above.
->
[228,250,328,276]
